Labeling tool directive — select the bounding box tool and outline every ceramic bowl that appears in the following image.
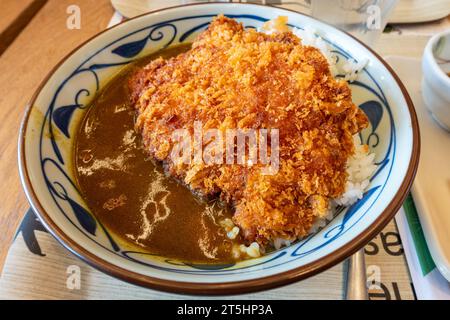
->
[422,29,450,131]
[19,3,419,295]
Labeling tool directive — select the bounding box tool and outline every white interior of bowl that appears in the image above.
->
[21,3,414,283]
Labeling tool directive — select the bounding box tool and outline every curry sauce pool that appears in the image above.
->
[73,44,240,264]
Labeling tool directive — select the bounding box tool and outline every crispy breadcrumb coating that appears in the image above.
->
[129,15,368,245]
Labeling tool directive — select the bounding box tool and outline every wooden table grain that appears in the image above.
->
[0,0,114,273]
[0,0,448,275]
[0,0,47,55]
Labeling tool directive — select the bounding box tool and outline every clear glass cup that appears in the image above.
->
[310,0,399,46]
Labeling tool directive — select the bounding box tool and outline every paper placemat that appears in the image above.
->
[0,209,414,299]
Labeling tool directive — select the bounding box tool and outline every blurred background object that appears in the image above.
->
[422,30,450,131]
[110,0,450,24]
[310,0,398,45]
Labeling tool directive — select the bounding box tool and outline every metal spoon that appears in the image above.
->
[345,248,368,300]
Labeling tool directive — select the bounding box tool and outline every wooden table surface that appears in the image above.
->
[0,0,448,273]
[0,0,114,272]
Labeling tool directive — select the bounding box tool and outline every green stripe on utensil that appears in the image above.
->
[403,194,436,276]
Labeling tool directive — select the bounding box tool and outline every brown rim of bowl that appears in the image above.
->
[18,2,420,296]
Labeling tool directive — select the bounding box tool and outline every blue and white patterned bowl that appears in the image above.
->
[18,3,419,294]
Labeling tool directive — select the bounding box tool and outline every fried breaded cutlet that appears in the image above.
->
[129,15,368,245]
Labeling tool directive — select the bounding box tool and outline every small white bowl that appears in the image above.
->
[422,30,450,131]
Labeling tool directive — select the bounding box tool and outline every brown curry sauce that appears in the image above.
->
[74,44,240,264]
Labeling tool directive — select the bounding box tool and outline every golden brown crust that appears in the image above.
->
[130,15,368,244]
